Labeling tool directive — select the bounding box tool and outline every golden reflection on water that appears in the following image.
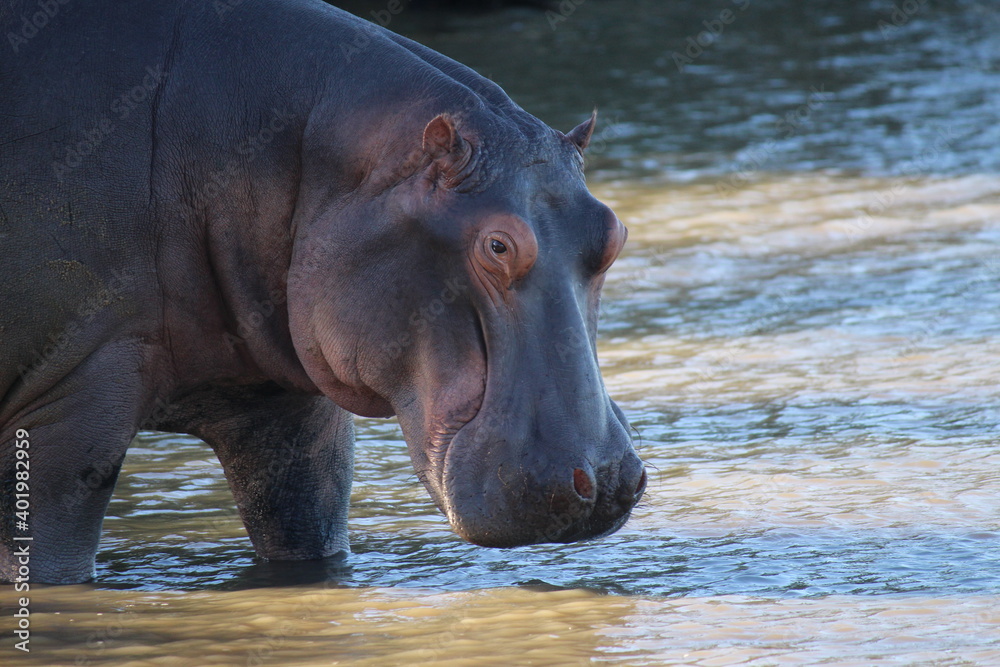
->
[600,175,1000,247]
[4,586,999,666]
[1,587,1000,667]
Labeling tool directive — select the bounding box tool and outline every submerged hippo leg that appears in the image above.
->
[0,341,145,584]
[162,386,355,560]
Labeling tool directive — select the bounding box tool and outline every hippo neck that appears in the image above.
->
[156,105,319,394]
[190,111,318,395]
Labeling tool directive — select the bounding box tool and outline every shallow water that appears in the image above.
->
[5,0,1000,664]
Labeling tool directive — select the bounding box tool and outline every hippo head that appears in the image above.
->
[289,107,645,547]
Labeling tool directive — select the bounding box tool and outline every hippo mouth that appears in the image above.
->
[418,313,489,505]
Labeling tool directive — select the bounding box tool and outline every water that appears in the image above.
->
[4,0,1000,664]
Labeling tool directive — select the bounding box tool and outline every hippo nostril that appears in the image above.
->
[572,467,595,501]
[634,469,647,500]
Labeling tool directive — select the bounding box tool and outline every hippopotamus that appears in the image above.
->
[0,0,645,584]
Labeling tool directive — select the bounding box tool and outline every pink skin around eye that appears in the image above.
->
[476,215,538,286]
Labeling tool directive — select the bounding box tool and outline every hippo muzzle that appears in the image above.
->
[438,397,647,547]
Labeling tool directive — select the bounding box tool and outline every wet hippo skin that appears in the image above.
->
[0,0,645,584]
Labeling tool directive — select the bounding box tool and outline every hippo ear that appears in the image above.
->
[566,109,598,152]
[423,114,473,185]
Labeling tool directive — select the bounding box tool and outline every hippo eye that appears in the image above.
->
[475,223,536,285]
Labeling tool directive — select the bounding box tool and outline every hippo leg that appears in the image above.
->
[0,341,145,584]
[162,386,355,560]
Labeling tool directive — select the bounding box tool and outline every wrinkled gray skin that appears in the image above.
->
[0,0,645,584]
